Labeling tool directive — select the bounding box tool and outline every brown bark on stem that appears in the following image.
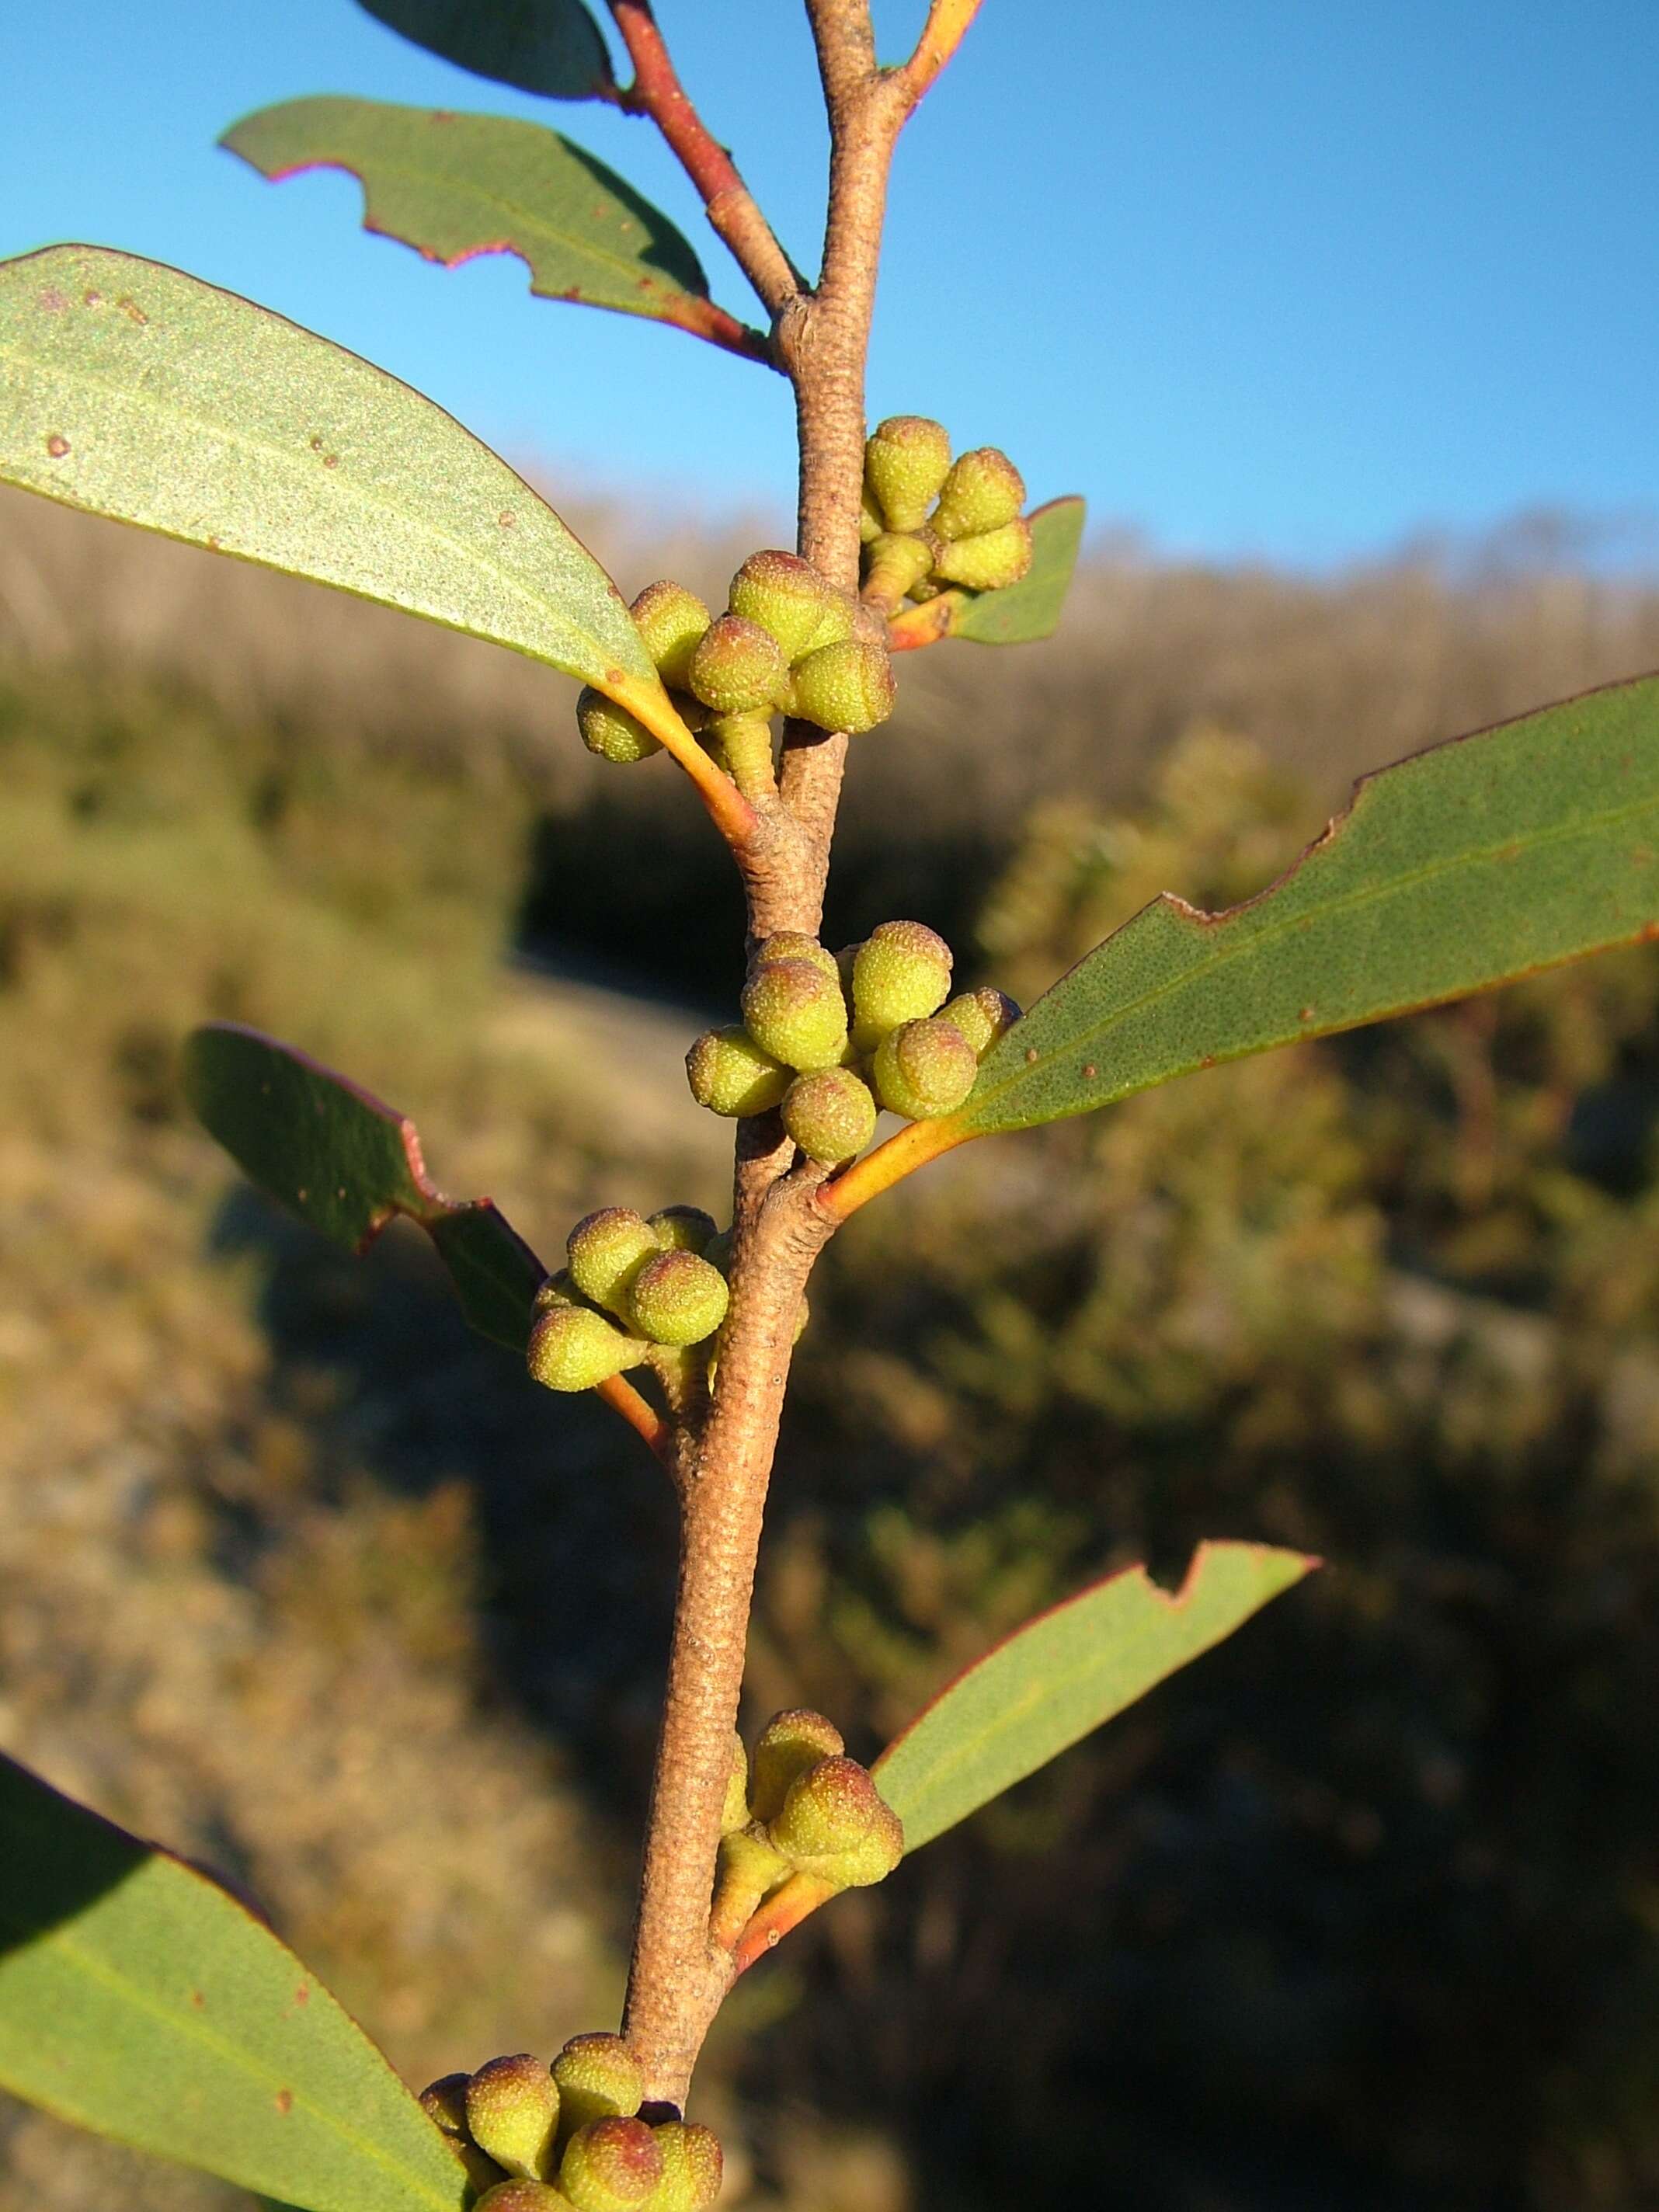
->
[617,0,979,2109]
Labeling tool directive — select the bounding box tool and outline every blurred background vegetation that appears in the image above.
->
[4,482,1659,2212]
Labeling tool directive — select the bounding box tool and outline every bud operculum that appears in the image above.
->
[567,1208,661,1316]
[649,2122,723,2212]
[728,550,834,663]
[930,516,1034,593]
[465,2055,562,2182]
[789,637,896,734]
[872,1016,979,1120]
[864,414,952,533]
[558,2116,662,2212]
[750,1707,846,1824]
[627,1250,729,1346]
[686,1027,791,1118]
[551,2034,644,2141]
[687,614,786,716]
[629,580,711,692]
[941,986,1022,1059]
[646,1205,718,1254]
[782,1067,878,1165]
[577,688,662,766]
[527,1303,648,1393]
[930,446,1026,541]
[740,958,850,1073]
[850,920,953,1050]
[767,1755,904,1890]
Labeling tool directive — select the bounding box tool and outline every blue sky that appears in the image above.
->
[2,2,1656,569]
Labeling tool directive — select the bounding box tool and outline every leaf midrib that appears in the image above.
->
[0,304,627,680]
[336,141,696,298]
[0,1901,451,2212]
[972,778,1659,1119]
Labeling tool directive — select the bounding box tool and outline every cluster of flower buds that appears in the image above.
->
[527,1205,729,1393]
[421,2033,722,2212]
[710,1710,904,1946]
[860,415,1033,604]
[684,923,1021,1167]
[576,555,896,791]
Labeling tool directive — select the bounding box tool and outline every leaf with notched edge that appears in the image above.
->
[222,99,763,359]
[948,671,1659,1135]
[183,1023,544,1352]
[875,1542,1316,1851]
[0,1751,468,2212]
[356,0,615,101]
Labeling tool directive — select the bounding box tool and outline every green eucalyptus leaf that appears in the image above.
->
[875,1542,1315,1852]
[889,496,1085,650]
[356,0,615,101]
[0,1750,466,2212]
[0,244,659,698]
[955,672,1659,1135]
[222,99,754,354]
[183,1022,544,1352]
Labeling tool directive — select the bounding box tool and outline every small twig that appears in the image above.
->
[816,1112,974,1223]
[893,0,986,106]
[608,1,805,319]
[595,1372,676,1467]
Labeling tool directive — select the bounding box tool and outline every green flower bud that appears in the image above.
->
[466,2056,562,2182]
[551,2036,644,2137]
[646,1205,718,1254]
[722,1730,751,1835]
[577,687,662,766]
[686,1025,791,1118]
[628,1250,729,1347]
[873,1016,979,1120]
[421,2075,473,2137]
[850,921,952,1049]
[930,517,1034,592]
[750,1708,845,1824]
[567,1208,660,1316]
[861,531,936,606]
[930,447,1025,541]
[728,551,835,663]
[864,415,952,533]
[533,1268,583,1314]
[940,987,1022,1059]
[629,581,711,691]
[475,2181,576,2212]
[789,638,896,734]
[559,2118,663,2212]
[767,1755,904,1889]
[740,958,850,1073]
[687,614,785,716]
[527,1304,645,1393]
[781,1067,877,1165]
[797,590,857,659]
[649,2123,723,2212]
[860,484,885,544]
[749,931,840,986]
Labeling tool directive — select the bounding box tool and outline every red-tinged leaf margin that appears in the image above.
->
[871,1540,1320,1852]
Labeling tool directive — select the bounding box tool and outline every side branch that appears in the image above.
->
[895,0,985,106]
[608,1,805,318]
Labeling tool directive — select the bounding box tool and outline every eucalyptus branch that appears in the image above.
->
[608,0,805,323]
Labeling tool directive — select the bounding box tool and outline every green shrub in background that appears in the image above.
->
[3,5,1659,2212]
